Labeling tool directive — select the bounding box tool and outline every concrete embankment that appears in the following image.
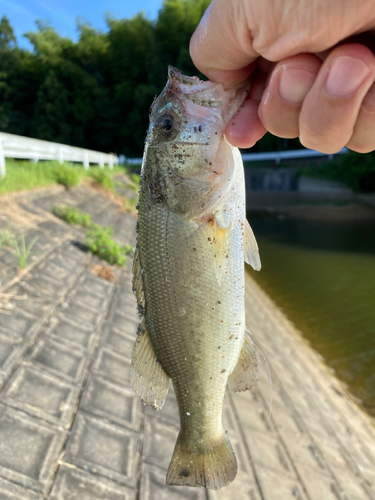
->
[0,183,374,499]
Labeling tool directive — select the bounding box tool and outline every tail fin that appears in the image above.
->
[166,432,237,490]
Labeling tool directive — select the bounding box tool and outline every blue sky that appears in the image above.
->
[0,0,164,49]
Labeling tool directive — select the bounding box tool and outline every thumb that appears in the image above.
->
[190,0,258,86]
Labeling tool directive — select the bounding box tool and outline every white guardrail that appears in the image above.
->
[0,132,118,177]
[124,147,348,165]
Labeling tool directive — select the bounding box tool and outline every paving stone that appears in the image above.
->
[242,426,296,478]
[101,326,135,358]
[33,260,72,284]
[110,311,139,337]
[77,195,110,216]
[0,310,38,339]
[255,465,308,500]
[27,337,87,382]
[50,464,136,500]
[93,346,131,385]
[62,301,103,328]
[140,463,206,500]
[142,417,179,471]
[231,391,273,434]
[64,411,139,487]
[80,373,142,430]
[23,274,65,297]
[0,331,21,366]
[0,476,42,499]
[330,463,375,500]
[79,274,113,295]
[0,404,66,493]
[283,431,328,472]
[37,220,70,238]
[2,364,80,428]
[23,230,52,256]
[48,316,97,351]
[68,287,110,312]
[0,249,20,268]
[295,464,347,500]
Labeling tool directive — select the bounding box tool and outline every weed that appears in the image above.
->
[0,229,37,268]
[13,234,38,268]
[130,173,140,184]
[90,170,115,191]
[0,228,16,248]
[52,164,80,188]
[86,224,132,266]
[123,198,138,213]
[52,206,92,227]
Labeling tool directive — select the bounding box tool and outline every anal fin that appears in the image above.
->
[130,321,170,409]
[244,218,261,271]
[228,329,258,392]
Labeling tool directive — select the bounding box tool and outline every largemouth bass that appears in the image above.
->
[131,67,261,490]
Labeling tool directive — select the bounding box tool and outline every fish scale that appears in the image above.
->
[131,67,261,490]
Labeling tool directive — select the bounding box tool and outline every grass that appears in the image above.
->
[0,228,38,269]
[52,206,92,227]
[52,206,133,266]
[0,159,128,194]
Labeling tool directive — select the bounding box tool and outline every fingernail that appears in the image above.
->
[279,68,316,103]
[326,57,370,97]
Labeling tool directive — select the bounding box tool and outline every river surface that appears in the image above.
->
[246,214,375,416]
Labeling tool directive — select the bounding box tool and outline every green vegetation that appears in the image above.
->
[86,225,133,266]
[89,170,115,190]
[52,205,133,266]
[13,234,38,268]
[0,228,38,268]
[0,159,126,194]
[298,151,375,192]
[52,206,92,226]
[53,164,80,188]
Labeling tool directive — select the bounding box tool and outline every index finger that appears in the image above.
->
[189,0,258,86]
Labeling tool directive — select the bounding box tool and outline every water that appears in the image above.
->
[246,214,375,416]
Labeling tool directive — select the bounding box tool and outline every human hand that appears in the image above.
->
[190,0,375,153]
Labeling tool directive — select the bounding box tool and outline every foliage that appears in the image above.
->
[52,163,80,188]
[129,172,140,184]
[0,228,38,268]
[123,197,138,212]
[13,234,38,268]
[0,159,125,194]
[52,206,92,226]
[52,205,133,265]
[86,224,132,266]
[298,151,375,192]
[0,2,210,157]
[89,170,115,190]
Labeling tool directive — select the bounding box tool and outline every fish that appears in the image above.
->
[131,66,261,490]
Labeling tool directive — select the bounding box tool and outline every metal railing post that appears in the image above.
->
[99,154,104,169]
[109,155,113,170]
[83,151,89,170]
[0,139,6,178]
[58,147,64,164]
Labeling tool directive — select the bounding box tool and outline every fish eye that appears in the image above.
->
[155,113,177,139]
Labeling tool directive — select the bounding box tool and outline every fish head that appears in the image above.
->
[142,67,249,218]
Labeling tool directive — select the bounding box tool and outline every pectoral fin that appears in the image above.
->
[228,329,258,392]
[244,219,261,271]
[130,321,170,409]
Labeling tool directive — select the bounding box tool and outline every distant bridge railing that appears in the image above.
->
[123,146,348,166]
[0,132,118,177]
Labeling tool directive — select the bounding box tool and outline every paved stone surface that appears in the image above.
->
[0,183,374,499]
